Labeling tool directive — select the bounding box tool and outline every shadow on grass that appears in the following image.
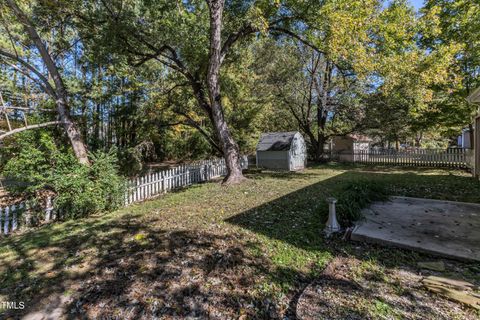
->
[1,212,297,319]
[229,169,480,254]
[1,168,479,319]
[226,170,480,317]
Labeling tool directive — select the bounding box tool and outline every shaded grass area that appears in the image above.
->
[0,164,479,318]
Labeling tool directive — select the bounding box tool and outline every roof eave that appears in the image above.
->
[467,86,480,104]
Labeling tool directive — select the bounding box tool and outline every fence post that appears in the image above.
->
[161,171,165,193]
[11,205,17,231]
[147,173,153,198]
[3,206,9,234]
[153,172,158,195]
[146,174,149,198]
[174,167,178,189]
[45,196,52,222]
[18,202,25,229]
[124,180,129,206]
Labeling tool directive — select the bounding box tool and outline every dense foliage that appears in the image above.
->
[336,180,389,226]
[0,0,479,168]
[2,131,125,218]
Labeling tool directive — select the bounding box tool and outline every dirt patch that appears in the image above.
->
[296,257,478,320]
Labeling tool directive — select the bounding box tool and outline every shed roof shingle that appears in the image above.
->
[256,131,298,151]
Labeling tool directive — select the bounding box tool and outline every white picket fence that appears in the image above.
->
[0,157,248,235]
[124,156,248,205]
[0,196,55,235]
[337,148,470,169]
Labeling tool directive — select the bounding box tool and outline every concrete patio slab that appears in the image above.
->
[351,197,480,262]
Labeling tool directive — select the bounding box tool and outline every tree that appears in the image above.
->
[78,0,342,183]
[421,0,480,143]
[204,0,244,183]
[0,0,89,164]
[255,0,419,159]
[357,0,463,148]
[257,41,365,160]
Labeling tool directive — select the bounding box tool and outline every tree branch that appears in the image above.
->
[269,27,326,55]
[220,24,255,64]
[173,109,223,155]
[220,15,297,63]
[0,49,56,97]
[0,121,64,140]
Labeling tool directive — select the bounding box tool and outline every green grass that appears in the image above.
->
[1,163,479,318]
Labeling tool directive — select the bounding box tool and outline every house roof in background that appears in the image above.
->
[348,134,373,142]
[256,131,299,151]
[333,134,373,142]
[467,86,480,104]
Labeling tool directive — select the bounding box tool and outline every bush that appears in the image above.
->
[3,132,125,219]
[336,180,389,226]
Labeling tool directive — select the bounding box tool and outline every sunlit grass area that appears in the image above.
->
[1,164,479,318]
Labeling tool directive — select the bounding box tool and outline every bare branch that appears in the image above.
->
[0,121,64,140]
[0,49,56,97]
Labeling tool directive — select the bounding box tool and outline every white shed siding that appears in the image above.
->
[257,151,290,170]
[290,133,307,170]
[256,131,307,171]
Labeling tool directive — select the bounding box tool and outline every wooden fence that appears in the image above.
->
[337,148,470,168]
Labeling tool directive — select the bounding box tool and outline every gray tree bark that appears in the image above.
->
[5,0,90,165]
[206,0,244,184]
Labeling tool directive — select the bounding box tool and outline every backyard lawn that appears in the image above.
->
[1,164,479,319]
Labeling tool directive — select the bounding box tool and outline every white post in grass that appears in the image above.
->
[324,197,341,236]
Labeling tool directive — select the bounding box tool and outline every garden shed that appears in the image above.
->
[256,131,307,171]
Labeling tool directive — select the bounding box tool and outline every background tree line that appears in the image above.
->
[0,0,479,179]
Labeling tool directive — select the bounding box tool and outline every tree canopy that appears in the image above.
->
[1,0,478,175]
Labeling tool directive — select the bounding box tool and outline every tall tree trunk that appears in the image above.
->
[415,131,423,147]
[314,59,331,162]
[315,135,326,162]
[206,0,244,184]
[6,0,90,165]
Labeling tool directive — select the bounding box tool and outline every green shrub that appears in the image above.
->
[336,180,389,225]
[3,132,125,219]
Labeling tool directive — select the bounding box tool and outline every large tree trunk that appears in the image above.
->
[56,96,90,165]
[415,131,423,148]
[206,0,244,184]
[6,0,90,165]
[315,135,327,162]
[313,59,331,162]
